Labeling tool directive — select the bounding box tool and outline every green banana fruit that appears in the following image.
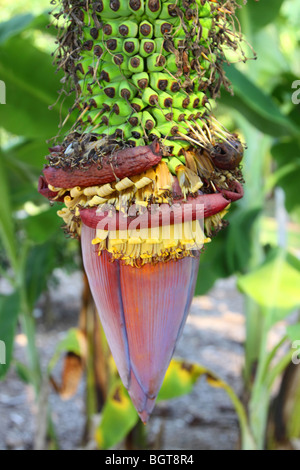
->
[123,38,140,56]
[139,20,153,38]
[145,0,161,19]
[139,39,156,57]
[53,0,248,161]
[118,20,139,38]
[128,55,144,73]
[131,72,150,89]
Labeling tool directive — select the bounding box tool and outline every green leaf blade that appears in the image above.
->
[0,293,20,380]
[0,152,18,271]
[221,66,298,138]
[95,384,138,450]
[0,37,74,138]
[238,249,300,324]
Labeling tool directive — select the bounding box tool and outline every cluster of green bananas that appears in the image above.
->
[52,0,242,173]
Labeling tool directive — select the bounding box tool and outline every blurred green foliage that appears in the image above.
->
[0,3,79,387]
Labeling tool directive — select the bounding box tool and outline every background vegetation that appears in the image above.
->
[0,0,300,450]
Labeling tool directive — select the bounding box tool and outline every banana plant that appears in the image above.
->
[38,0,248,423]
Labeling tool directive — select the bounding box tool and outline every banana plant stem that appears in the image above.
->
[247,316,270,449]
